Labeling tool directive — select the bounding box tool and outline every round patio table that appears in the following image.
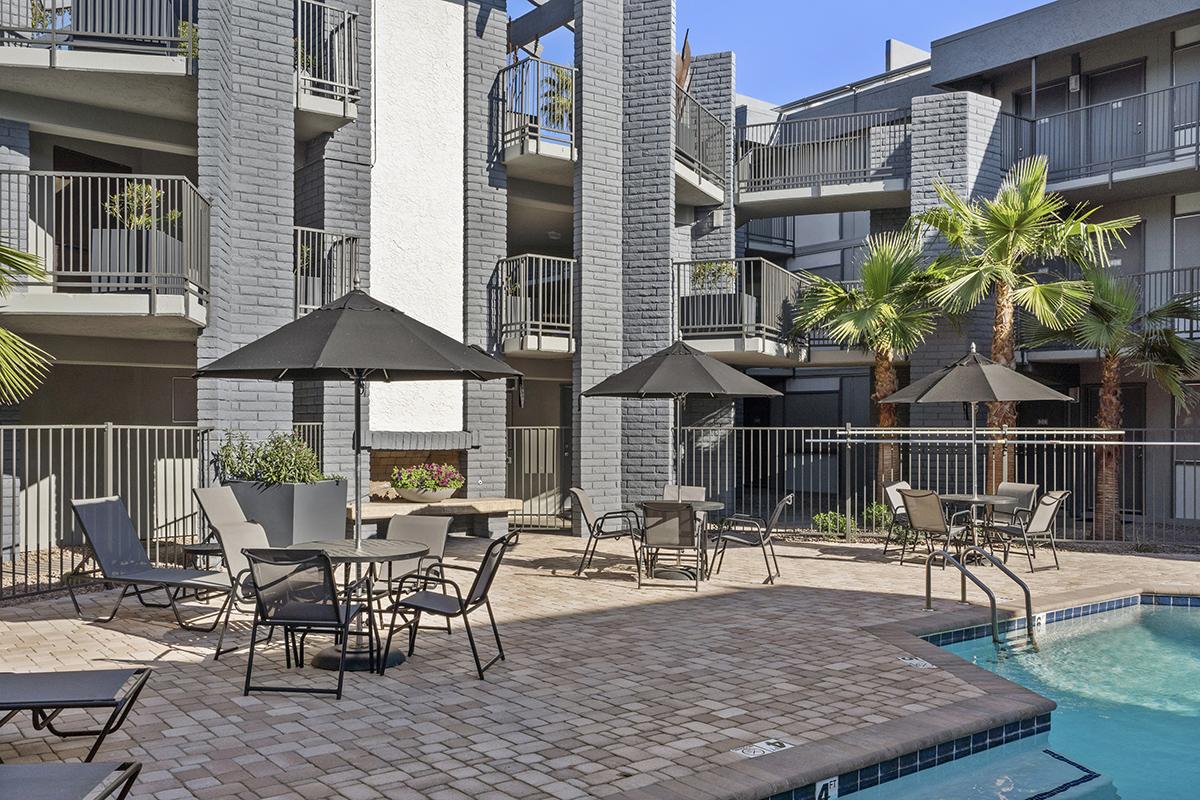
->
[286,538,429,671]
[634,500,724,581]
[939,493,1015,550]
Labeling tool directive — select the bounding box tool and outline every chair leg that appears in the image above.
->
[1048,536,1061,569]
[1022,531,1035,573]
[769,538,781,577]
[213,596,239,661]
[632,538,642,588]
[760,541,774,585]
[407,610,422,657]
[485,599,505,663]
[461,610,486,679]
[335,623,350,701]
[242,620,260,696]
[575,535,594,576]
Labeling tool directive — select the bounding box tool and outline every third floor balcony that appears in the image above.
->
[674,85,726,206]
[499,56,575,187]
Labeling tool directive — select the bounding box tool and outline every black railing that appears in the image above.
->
[0,0,197,62]
[675,85,727,188]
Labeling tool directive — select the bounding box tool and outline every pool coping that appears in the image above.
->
[610,581,1200,800]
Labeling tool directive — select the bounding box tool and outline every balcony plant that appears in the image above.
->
[680,259,757,338]
[0,239,52,403]
[177,20,199,59]
[391,462,464,503]
[93,182,185,292]
[213,432,347,546]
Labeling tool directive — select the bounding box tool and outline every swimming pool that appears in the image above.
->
[916,601,1200,799]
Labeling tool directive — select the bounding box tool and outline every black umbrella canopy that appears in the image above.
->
[879,344,1072,405]
[583,341,781,399]
[196,290,522,382]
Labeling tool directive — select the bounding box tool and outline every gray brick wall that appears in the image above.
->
[196,0,294,441]
[869,207,909,235]
[621,0,673,504]
[687,52,736,262]
[573,0,624,528]
[463,0,509,536]
[0,120,29,255]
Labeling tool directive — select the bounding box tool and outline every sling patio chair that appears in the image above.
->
[641,502,704,591]
[379,515,454,634]
[0,668,150,762]
[68,497,232,631]
[569,487,642,578]
[709,493,793,584]
[897,489,973,562]
[242,548,375,700]
[0,761,141,800]
[989,481,1040,527]
[881,480,913,561]
[380,533,515,679]
[982,490,1070,572]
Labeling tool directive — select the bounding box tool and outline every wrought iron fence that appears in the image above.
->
[295,0,360,109]
[0,171,210,307]
[674,257,802,346]
[293,226,358,317]
[0,0,197,62]
[736,108,911,193]
[497,254,573,348]
[679,425,1200,546]
[675,84,727,188]
[0,424,211,599]
[499,56,575,154]
[506,426,568,530]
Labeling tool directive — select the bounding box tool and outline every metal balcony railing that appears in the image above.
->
[0,0,198,63]
[744,217,794,250]
[1030,80,1200,184]
[998,110,1035,172]
[499,56,575,155]
[674,258,802,345]
[0,171,209,306]
[498,254,573,345]
[675,85,727,188]
[736,108,911,194]
[293,226,358,317]
[295,0,360,110]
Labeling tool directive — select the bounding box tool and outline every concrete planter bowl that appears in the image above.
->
[397,487,455,503]
[225,479,348,546]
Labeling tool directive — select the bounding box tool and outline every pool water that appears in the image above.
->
[942,604,1200,800]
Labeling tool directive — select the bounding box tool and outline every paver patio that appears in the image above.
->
[1,534,1197,799]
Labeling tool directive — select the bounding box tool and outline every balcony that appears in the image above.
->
[499,57,575,187]
[735,109,911,218]
[742,216,794,256]
[0,171,209,335]
[294,0,360,139]
[498,254,573,358]
[294,226,358,317]
[673,257,804,366]
[674,85,726,206]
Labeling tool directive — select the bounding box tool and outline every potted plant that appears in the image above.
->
[91,182,184,292]
[213,433,347,546]
[680,260,758,334]
[391,463,464,503]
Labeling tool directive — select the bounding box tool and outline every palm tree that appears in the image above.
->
[0,239,52,403]
[1024,270,1200,539]
[792,229,939,488]
[916,156,1138,486]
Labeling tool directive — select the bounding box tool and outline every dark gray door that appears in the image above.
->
[1086,63,1146,170]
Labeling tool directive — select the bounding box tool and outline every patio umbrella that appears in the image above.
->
[879,343,1073,496]
[196,290,522,546]
[583,340,780,480]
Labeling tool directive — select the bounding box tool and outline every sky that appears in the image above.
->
[509,0,1050,105]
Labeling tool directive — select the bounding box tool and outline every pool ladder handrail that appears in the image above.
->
[924,547,1036,646]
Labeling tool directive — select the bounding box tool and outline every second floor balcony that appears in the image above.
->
[735,108,911,218]
[742,216,795,255]
[497,254,574,357]
[293,225,358,317]
[674,85,726,206]
[0,170,209,331]
[499,57,575,186]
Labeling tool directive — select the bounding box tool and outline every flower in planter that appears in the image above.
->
[391,463,465,493]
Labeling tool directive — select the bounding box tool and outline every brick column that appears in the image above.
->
[688,52,736,262]
[573,0,624,529]
[0,120,29,256]
[463,0,508,536]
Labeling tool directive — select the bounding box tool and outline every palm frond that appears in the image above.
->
[1010,279,1093,329]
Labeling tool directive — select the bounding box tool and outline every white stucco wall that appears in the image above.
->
[370,0,465,432]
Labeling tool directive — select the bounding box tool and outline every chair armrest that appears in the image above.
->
[719,515,765,533]
[345,573,373,598]
[595,509,641,534]
[948,509,973,525]
[395,573,466,607]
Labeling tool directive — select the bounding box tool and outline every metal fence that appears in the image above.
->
[293,226,358,317]
[0,0,197,62]
[497,254,574,350]
[679,425,1200,546]
[997,111,1034,172]
[0,424,211,599]
[675,84,727,188]
[736,108,911,193]
[0,171,210,308]
[674,258,802,346]
[499,56,575,154]
[506,426,568,530]
[744,216,795,251]
[293,422,324,469]
[295,0,360,109]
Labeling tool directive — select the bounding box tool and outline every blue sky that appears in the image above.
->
[508,0,1048,104]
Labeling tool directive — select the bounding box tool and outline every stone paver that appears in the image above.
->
[1,535,1196,799]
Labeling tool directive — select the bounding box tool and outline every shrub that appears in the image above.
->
[103,183,182,231]
[391,463,465,493]
[812,510,849,534]
[860,502,893,530]
[213,433,327,486]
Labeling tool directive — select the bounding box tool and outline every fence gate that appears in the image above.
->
[506,426,569,530]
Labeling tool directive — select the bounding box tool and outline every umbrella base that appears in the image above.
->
[310,645,406,672]
[651,566,701,581]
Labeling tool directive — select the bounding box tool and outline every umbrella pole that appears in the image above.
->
[354,374,364,548]
[675,395,683,490]
[971,401,978,497]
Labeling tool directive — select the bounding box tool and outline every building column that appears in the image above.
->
[573,0,624,529]
[463,0,508,535]
[0,120,29,257]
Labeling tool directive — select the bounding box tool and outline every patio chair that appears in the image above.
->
[0,668,150,762]
[569,487,642,578]
[380,533,515,679]
[983,490,1069,572]
[897,489,972,561]
[0,762,141,800]
[990,482,1040,527]
[381,515,453,634]
[242,548,375,699]
[881,480,912,560]
[67,497,232,631]
[709,493,792,584]
[641,502,703,591]
[663,484,710,537]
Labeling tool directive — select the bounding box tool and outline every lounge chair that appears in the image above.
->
[569,487,642,578]
[0,762,141,800]
[710,493,792,584]
[983,490,1069,572]
[0,668,149,762]
[381,534,514,679]
[641,502,704,591]
[67,497,232,631]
